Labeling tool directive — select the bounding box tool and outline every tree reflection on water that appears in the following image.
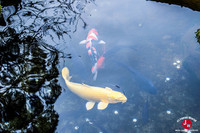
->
[0,27,61,132]
[0,0,93,132]
[6,0,88,41]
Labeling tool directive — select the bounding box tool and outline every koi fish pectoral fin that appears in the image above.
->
[79,40,87,44]
[86,101,95,110]
[97,102,109,110]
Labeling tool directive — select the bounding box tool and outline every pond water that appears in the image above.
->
[55,0,200,132]
[0,0,200,132]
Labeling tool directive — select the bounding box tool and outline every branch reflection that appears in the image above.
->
[0,0,95,132]
[5,0,89,41]
[0,27,61,132]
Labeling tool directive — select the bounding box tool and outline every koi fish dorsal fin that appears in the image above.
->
[68,76,72,81]
[86,101,95,110]
[105,87,112,91]
[97,102,109,110]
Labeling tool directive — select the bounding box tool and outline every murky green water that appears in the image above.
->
[0,0,200,132]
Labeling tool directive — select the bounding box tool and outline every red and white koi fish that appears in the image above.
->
[80,28,106,80]
[80,29,99,62]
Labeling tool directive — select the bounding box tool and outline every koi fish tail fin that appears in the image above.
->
[62,67,72,81]
[91,63,98,80]
[93,71,98,81]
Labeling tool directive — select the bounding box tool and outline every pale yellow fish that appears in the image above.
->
[62,67,127,110]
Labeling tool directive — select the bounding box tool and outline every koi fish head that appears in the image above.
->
[87,33,98,41]
[108,91,127,103]
[88,28,98,36]
[87,29,98,41]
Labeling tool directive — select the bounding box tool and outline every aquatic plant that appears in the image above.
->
[0,4,2,14]
[195,29,200,45]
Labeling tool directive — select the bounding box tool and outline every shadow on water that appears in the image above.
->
[182,51,200,101]
[112,60,157,95]
[0,27,61,132]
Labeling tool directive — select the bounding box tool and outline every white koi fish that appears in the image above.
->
[62,67,127,110]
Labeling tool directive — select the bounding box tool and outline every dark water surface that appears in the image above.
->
[0,0,200,132]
